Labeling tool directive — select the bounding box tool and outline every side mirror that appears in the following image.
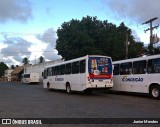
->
[112,65,114,70]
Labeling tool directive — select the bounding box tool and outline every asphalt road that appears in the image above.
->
[0,81,160,127]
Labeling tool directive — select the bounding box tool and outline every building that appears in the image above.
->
[4,69,14,81]
[11,66,24,81]
[24,59,63,83]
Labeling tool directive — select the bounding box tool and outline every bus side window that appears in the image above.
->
[120,62,132,75]
[52,67,55,76]
[47,68,49,76]
[47,67,51,76]
[147,58,160,73]
[133,60,146,74]
[43,70,47,79]
[80,60,86,73]
[65,63,71,74]
[49,67,52,76]
[113,64,119,75]
[60,64,65,75]
[55,66,60,75]
[72,61,80,74]
[147,60,154,73]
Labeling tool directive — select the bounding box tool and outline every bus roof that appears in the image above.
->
[45,55,111,69]
[113,54,160,64]
[22,72,39,75]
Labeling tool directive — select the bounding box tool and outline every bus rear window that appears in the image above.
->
[23,74,30,78]
[88,57,112,75]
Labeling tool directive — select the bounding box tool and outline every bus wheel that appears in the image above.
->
[150,85,160,99]
[84,89,92,95]
[47,83,51,91]
[66,84,72,94]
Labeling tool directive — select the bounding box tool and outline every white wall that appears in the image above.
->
[24,59,63,83]
[4,69,13,81]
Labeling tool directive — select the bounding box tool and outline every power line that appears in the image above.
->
[137,25,148,30]
[0,51,55,53]
[0,32,56,36]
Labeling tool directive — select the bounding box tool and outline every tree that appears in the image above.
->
[22,57,29,65]
[0,62,9,77]
[10,65,15,69]
[153,46,160,54]
[56,16,144,61]
[56,16,108,60]
[145,45,160,55]
[128,42,145,58]
[38,56,45,63]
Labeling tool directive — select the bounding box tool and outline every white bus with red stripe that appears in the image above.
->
[43,55,113,93]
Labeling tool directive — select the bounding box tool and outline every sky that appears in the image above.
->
[0,0,160,67]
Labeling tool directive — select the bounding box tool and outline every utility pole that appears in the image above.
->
[125,32,128,59]
[34,56,37,64]
[142,17,159,48]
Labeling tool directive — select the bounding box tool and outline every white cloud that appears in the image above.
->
[37,28,61,61]
[0,43,7,49]
[0,27,62,66]
[1,36,32,66]
[102,0,160,23]
[2,56,21,67]
[101,0,160,44]
[0,0,32,23]
[37,28,57,44]
[42,44,61,61]
[23,35,48,56]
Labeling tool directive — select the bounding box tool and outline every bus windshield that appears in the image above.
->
[88,57,112,79]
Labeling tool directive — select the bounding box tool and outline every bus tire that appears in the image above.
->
[66,84,72,94]
[47,83,51,91]
[149,85,160,99]
[84,89,92,94]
